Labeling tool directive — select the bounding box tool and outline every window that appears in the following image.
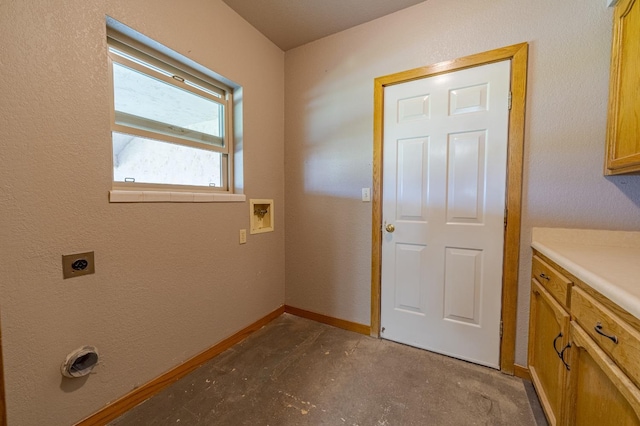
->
[107,21,243,202]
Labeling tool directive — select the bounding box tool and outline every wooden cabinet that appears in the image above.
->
[528,280,570,425]
[528,252,640,425]
[564,323,640,426]
[528,255,573,425]
[605,0,640,175]
[571,287,640,390]
[531,256,571,308]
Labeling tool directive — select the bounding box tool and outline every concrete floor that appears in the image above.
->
[111,314,547,425]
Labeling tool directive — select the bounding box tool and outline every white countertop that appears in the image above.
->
[531,228,640,320]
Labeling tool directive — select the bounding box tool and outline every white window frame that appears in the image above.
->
[107,20,244,203]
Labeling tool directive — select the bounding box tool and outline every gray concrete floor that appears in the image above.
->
[111,314,547,425]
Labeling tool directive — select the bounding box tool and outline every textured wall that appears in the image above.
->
[0,1,284,424]
[284,0,640,366]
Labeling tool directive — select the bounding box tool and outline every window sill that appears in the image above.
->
[109,190,246,203]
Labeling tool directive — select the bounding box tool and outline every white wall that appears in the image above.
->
[284,0,640,366]
[0,0,284,424]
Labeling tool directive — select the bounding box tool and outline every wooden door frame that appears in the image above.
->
[0,312,6,426]
[370,43,528,374]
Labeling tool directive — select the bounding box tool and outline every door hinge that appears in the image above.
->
[500,320,504,338]
[504,207,508,228]
[508,91,512,110]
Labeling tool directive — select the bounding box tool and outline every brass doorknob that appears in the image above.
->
[386,224,395,233]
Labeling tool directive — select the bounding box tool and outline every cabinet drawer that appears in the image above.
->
[572,286,640,390]
[531,255,572,308]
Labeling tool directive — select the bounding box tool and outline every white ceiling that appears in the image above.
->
[222,0,428,51]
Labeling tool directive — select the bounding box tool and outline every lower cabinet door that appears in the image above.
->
[528,279,570,425]
[564,322,640,426]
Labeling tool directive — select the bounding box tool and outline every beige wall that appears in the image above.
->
[4,0,640,423]
[0,1,284,424]
[284,0,640,367]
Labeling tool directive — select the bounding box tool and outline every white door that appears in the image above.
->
[380,60,511,368]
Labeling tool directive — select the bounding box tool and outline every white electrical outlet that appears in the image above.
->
[362,188,371,202]
[239,229,247,244]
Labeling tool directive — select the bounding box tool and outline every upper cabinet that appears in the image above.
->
[605,0,640,175]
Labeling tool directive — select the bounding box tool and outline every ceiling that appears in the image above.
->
[222,0,428,51]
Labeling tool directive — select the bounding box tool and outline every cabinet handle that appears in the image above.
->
[539,273,551,281]
[559,343,571,371]
[552,332,563,357]
[553,332,571,371]
[594,322,619,344]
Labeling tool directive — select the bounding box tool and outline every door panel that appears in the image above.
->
[447,131,485,223]
[397,137,429,220]
[399,94,430,121]
[381,60,511,368]
[395,244,427,314]
[444,248,482,325]
[449,83,488,115]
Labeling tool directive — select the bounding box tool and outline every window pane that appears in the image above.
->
[112,132,222,187]
[112,62,223,146]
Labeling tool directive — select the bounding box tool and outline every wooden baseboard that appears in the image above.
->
[513,364,531,381]
[284,305,370,335]
[76,306,285,426]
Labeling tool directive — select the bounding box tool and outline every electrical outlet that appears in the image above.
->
[62,251,95,279]
[239,229,247,244]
